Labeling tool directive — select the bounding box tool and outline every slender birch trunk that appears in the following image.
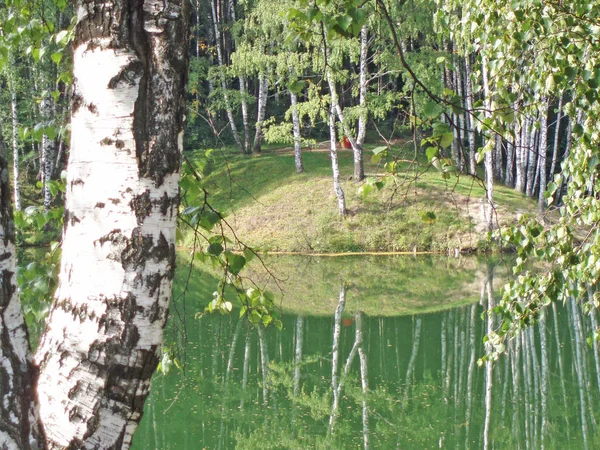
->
[0,135,44,449]
[10,90,21,211]
[40,96,55,212]
[537,99,549,211]
[33,2,189,448]
[210,0,244,151]
[526,119,538,197]
[402,317,422,407]
[328,99,347,216]
[465,55,477,175]
[549,94,564,181]
[329,283,346,432]
[356,312,369,450]
[481,58,495,230]
[293,316,304,397]
[354,25,369,182]
[252,74,269,153]
[515,119,526,193]
[290,89,304,173]
[327,72,362,182]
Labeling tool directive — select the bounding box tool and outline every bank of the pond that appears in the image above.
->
[183,144,536,253]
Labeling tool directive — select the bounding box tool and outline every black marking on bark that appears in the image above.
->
[115,139,125,149]
[95,202,106,208]
[72,93,84,115]
[109,198,121,205]
[108,60,144,89]
[145,273,162,297]
[71,178,85,187]
[0,251,11,262]
[70,214,81,226]
[100,137,114,146]
[96,229,123,246]
[130,190,152,221]
[88,102,98,114]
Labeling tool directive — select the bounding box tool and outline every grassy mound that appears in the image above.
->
[184,142,536,253]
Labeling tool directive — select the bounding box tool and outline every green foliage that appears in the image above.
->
[179,157,282,330]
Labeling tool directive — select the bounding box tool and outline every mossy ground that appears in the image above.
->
[183,141,536,253]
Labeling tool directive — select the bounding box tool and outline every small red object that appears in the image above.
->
[341,136,352,149]
[342,318,354,327]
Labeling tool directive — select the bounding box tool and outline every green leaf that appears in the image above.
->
[420,211,437,224]
[289,80,306,94]
[51,51,62,65]
[226,253,246,275]
[425,146,437,161]
[207,243,223,256]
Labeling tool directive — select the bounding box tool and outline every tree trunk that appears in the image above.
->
[327,72,362,183]
[10,90,21,212]
[549,93,564,183]
[210,0,244,151]
[252,74,269,153]
[481,58,495,230]
[465,55,477,175]
[354,25,368,182]
[328,101,347,216]
[290,89,304,173]
[0,134,44,449]
[40,96,55,212]
[33,2,189,448]
[537,99,549,211]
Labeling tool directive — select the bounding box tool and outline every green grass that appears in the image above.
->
[183,142,536,253]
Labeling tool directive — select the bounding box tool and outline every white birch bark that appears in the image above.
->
[465,55,477,175]
[481,58,495,230]
[210,0,244,152]
[252,74,269,153]
[40,96,55,212]
[515,120,526,193]
[326,72,362,183]
[33,1,189,448]
[549,94,564,181]
[290,90,304,173]
[0,135,43,449]
[293,315,304,397]
[10,90,21,212]
[526,119,538,198]
[329,283,346,432]
[537,100,549,211]
[328,100,347,216]
[354,25,369,182]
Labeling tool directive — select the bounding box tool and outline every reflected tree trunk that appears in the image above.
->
[483,265,494,450]
[356,312,369,450]
[257,325,270,406]
[293,316,305,397]
[402,317,422,407]
[329,283,348,432]
[551,302,570,439]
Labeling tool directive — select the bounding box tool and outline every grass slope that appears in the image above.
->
[185,142,536,253]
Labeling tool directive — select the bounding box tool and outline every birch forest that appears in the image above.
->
[2,0,600,448]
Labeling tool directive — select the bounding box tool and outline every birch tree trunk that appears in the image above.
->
[290,89,304,173]
[326,72,362,183]
[10,90,21,212]
[210,0,244,152]
[252,74,269,154]
[40,96,55,212]
[328,101,347,216]
[481,58,495,230]
[33,1,189,448]
[0,135,44,449]
[354,25,369,182]
[465,55,477,175]
[537,100,549,211]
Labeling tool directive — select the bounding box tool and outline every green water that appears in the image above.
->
[132,256,600,449]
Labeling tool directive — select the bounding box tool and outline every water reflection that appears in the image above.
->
[133,259,600,449]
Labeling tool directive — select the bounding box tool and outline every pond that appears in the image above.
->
[131,256,600,449]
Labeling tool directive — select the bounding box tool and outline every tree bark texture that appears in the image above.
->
[290,90,304,173]
[252,74,269,153]
[0,135,43,450]
[33,1,189,448]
